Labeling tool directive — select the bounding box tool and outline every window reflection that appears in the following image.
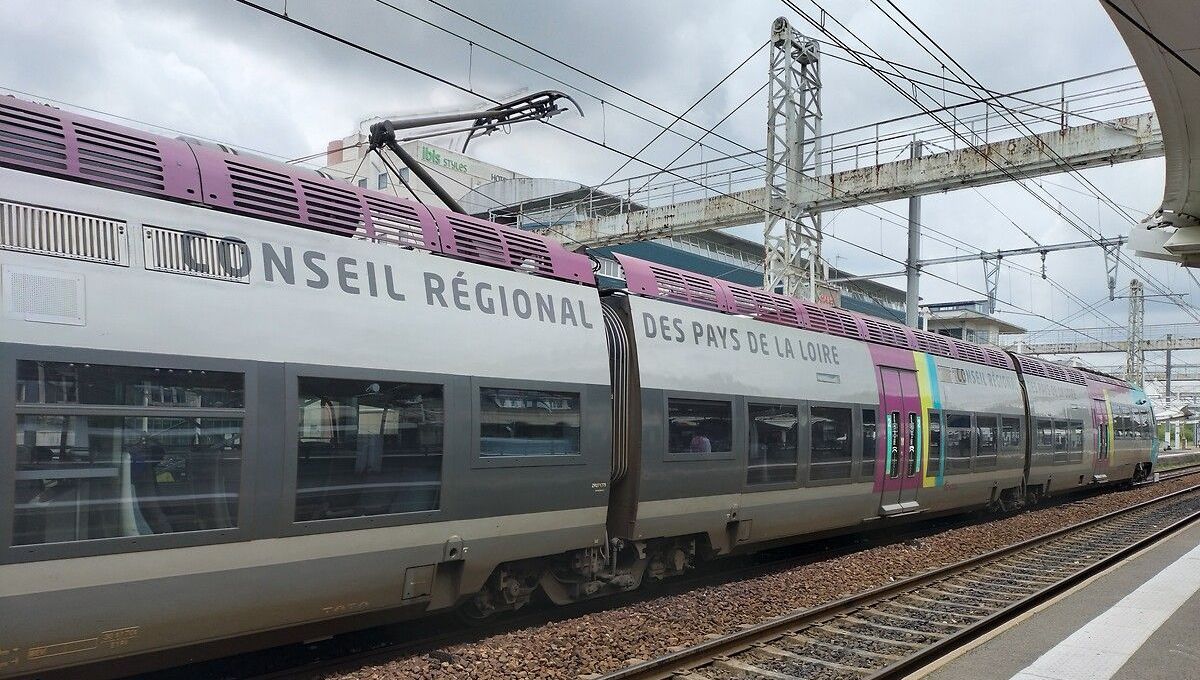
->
[667,398,732,454]
[479,387,580,457]
[809,406,853,481]
[747,403,798,484]
[296,377,444,521]
[15,413,241,545]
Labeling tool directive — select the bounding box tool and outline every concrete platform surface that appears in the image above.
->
[922,518,1200,680]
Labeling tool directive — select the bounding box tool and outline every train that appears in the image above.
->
[0,95,1156,678]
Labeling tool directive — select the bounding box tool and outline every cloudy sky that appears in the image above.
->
[2,0,1193,379]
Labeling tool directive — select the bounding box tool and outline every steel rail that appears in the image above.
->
[598,481,1200,680]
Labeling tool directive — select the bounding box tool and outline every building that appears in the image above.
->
[323,118,907,322]
[923,300,1026,345]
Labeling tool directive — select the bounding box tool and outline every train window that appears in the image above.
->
[809,406,853,482]
[945,414,972,474]
[975,415,998,470]
[1069,420,1085,463]
[17,360,243,408]
[1037,418,1054,449]
[861,408,877,479]
[480,387,580,457]
[295,377,444,522]
[668,398,732,454]
[747,403,798,484]
[14,361,243,545]
[1001,417,1022,451]
[928,410,942,471]
[1052,420,1070,463]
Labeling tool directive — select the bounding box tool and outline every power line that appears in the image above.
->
[232,0,1146,359]
[785,0,1200,327]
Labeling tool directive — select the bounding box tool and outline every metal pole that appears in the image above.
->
[1166,333,1173,399]
[905,140,923,327]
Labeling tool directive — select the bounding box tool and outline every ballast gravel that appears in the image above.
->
[327,474,1199,680]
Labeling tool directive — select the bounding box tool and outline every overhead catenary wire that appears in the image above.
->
[230,0,1153,361]
[378,0,1139,321]
[863,0,1200,325]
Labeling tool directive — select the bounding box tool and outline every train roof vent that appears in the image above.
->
[801,303,864,340]
[297,177,365,237]
[441,212,549,271]
[725,283,801,327]
[0,99,67,171]
[913,329,955,358]
[1064,368,1087,386]
[363,194,438,250]
[1,199,128,266]
[73,122,165,192]
[223,159,301,222]
[616,254,730,312]
[861,317,914,349]
[982,347,1014,370]
[1014,354,1048,378]
[1043,362,1070,383]
[952,339,988,365]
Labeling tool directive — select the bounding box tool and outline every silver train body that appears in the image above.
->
[0,97,1155,678]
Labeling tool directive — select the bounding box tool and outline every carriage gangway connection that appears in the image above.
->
[594,480,1200,680]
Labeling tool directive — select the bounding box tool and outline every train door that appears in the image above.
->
[879,367,922,516]
[1092,398,1110,470]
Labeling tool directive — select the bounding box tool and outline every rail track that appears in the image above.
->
[596,482,1200,680]
[1158,461,1200,480]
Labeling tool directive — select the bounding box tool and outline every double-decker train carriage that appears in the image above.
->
[0,95,1154,678]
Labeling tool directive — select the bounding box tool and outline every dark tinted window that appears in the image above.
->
[668,398,732,454]
[296,377,443,521]
[928,410,942,472]
[1069,420,1085,463]
[480,387,580,457]
[1037,418,1054,449]
[14,362,243,545]
[976,415,998,469]
[861,409,877,479]
[747,403,798,484]
[809,406,853,481]
[17,360,243,408]
[1001,417,1022,451]
[946,414,972,474]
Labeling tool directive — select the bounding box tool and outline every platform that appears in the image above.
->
[922,518,1200,680]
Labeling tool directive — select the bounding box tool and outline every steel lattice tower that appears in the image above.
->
[764,17,823,299]
[1126,278,1145,385]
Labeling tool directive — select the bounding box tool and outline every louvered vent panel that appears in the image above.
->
[504,229,555,274]
[143,225,250,283]
[1015,355,1048,378]
[1065,369,1087,386]
[73,122,165,191]
[299,178,365,236]
[225,160,300,220]
[445,216,506,262]
[0,199,128,266]
[953,340,988,365]
[365,196,430,249]
[803,304,862,340]
[647,263,721,310]
[983,347,1012,370]
[862,318,912,349]
[0,100,67,170]
[914,330,955,357]
[726,285,801,327]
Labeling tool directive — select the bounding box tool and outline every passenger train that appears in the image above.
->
[0,96,1155,678]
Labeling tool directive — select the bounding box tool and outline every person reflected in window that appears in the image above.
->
[689,432,712,453]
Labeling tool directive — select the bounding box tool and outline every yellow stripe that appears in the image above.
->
[913,351,937,487]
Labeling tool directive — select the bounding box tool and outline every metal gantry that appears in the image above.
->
[1126,278,1145,385]
[764,16,823,299]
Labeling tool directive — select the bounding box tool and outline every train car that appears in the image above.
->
[0,96,613,676]
[0,94,1158,678]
